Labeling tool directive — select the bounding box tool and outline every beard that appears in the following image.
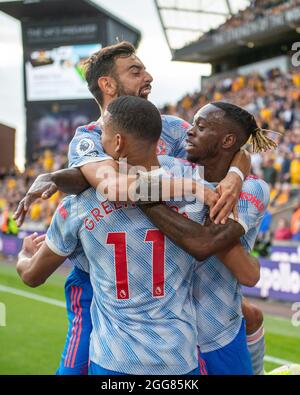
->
[114,76,149,100]
[187,142,219,164]
[116,83,134,98]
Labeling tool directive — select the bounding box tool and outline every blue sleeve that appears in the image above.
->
[162,115,190,159]
[233,178,270,234]
[172,117,190,159]
[45,196,81,256]
[68,125,113,168]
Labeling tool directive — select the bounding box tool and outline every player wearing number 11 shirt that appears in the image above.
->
[45,97,207,375]
[46,166,205,375]
[17,96,207,375]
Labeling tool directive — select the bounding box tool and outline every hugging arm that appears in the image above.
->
[141,203,259,285]
[14,160,218,225]
[141,204,244,261]
[14,168,89,226]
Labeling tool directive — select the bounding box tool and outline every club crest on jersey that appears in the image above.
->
[76,138,95,156]
[119,289,128,299]
[156,138,167,155]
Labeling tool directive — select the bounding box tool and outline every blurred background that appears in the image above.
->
[0,0,300,374]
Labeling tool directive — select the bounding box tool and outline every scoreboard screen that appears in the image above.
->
[25,43,101,101]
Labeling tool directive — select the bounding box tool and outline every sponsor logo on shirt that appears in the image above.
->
[239,192,265,212]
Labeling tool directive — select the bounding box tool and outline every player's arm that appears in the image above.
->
[141,203,244,261]
[79,160,218,206]
[210,149,251,224]
[82,149,250,220]
[13,168,89,226]
[17,196,80,287]
[216,243,260,287]
[141,203,259,285]
[16,233,66,287]
[13,160,217,225]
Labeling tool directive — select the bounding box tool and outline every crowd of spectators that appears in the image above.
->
[0,151,67,233]
[203,0,300,37]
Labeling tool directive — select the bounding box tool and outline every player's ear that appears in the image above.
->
[98,76,117,97]
[222,133,236,149]
[115,133,124,155]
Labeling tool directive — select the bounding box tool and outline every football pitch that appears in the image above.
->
[0,261,300,375]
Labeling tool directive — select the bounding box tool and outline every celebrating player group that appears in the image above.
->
[14,41,277,376]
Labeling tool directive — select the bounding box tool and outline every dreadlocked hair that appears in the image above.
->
[212,101,281,153]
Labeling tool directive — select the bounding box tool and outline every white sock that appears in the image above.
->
[247,323,265,375]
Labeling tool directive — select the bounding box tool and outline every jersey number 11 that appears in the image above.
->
[107,230,165,300]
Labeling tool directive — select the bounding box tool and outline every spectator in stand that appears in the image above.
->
[279,150,292,182]
[259,209,273,235]
[270,183,291,207]
[292,220,300,241]
[290,145,300,186]
[274,218,292,240]
[291,199,300,236]
[202,0,299,35]
[262,157,278,186]
[43,149,54,172]
[29,201,43,222]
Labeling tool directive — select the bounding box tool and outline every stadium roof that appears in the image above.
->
[154,0,250,55]
[0,0,141,40]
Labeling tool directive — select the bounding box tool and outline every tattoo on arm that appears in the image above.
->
[52,168,89,195]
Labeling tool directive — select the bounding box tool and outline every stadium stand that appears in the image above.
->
[0,150,66,233]
[206,0,300,35]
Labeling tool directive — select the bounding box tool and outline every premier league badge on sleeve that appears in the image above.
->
[76,138,95,156]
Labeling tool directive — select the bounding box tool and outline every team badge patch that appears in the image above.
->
[76,138,95,156]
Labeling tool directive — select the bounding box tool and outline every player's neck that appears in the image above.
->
[126,151,160,171]
[199,155,232,182]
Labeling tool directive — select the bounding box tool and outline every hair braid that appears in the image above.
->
[212,101,281,153]
[248,127,281,153]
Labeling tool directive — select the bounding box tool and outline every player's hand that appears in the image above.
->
[210,172,242,224]
[202,187,219,210]
[13,174,58,227]
[22,233,46,258]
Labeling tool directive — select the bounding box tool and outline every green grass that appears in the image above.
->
[264,314,300,372]
[0,260,300,374]
[0,261,67,374]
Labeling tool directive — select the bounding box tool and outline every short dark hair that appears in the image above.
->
[212,101,278,152]
[83,41,135,106]
[106,96,162,144]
